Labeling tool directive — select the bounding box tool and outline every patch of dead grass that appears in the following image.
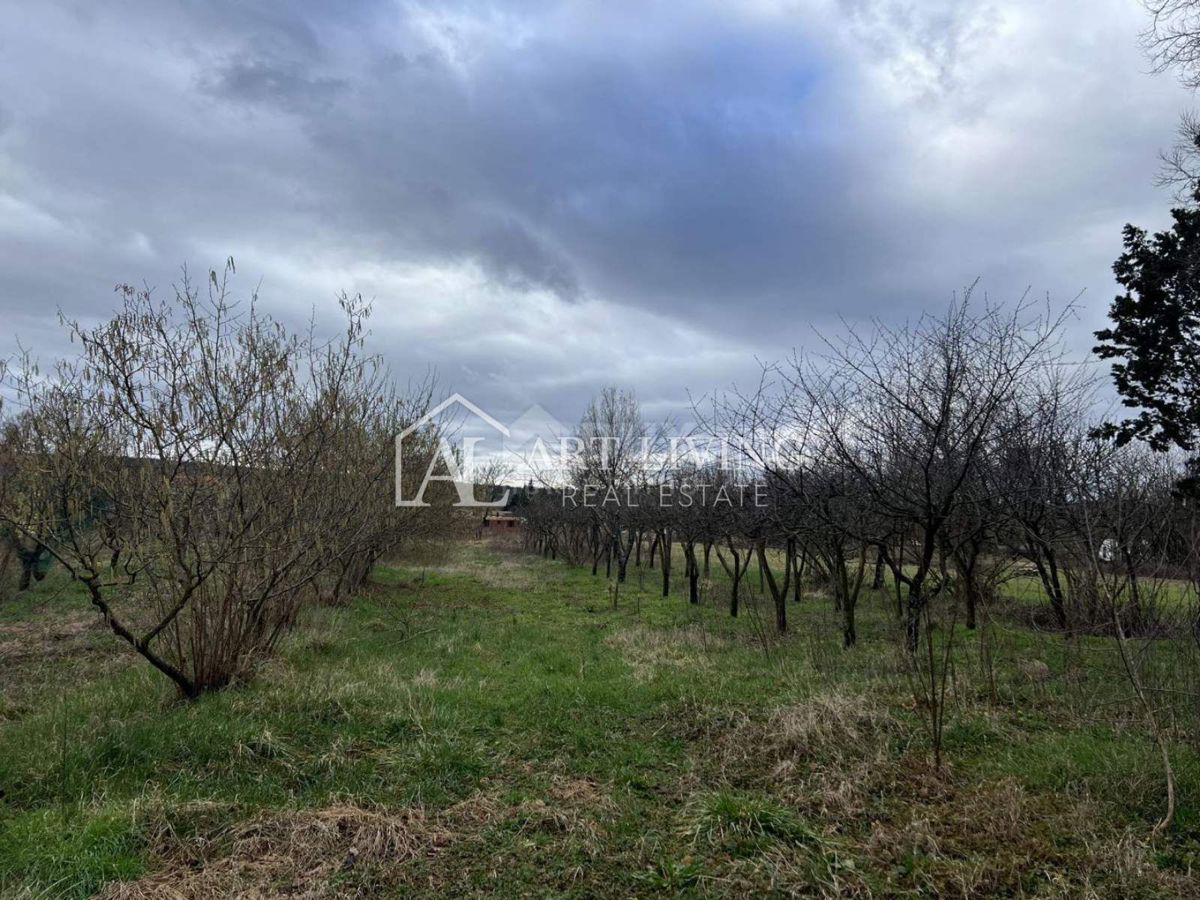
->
[693,689,1199,895]
[546,774,612,809]
[99,804,450,899]
[0,616,109,665]
[768,690,894,758]
[604,624,728,679]
[0,614,134,719]
[99,773,620,898]
[863,777,1198,898]
[421,542,543,592]
[457,774,617,857]
[712,688,900,820]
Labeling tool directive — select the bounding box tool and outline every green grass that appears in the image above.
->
[1,542,1198,896]
[993,570,1196,609]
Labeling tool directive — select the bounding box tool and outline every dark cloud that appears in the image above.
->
[0,0,1191,421]
[202,56,348,114]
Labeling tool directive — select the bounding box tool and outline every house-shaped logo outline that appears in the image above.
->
[397,392,510,441]
[396,393,511,507]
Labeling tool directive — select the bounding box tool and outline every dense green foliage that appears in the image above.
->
[1096,197,1200,488]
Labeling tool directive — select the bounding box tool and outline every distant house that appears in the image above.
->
[482,511,522,529]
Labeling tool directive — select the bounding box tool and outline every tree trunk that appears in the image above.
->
[1029,542,1068,629]
[905,580,923,653]
[86,580,200,699]
[661,530,672,598]
[892,538,905,619]
[614,533,626,583]
[717,544,743,618]
[756,540,793,633]
[792,548,805,603]
[685,542,699,603]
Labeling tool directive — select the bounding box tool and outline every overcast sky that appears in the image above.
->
[0,0,1192,426]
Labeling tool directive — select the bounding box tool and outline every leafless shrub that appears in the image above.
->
[0,261,441,697]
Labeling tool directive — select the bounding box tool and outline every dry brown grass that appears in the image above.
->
[527,775,615,850]
[439,791,508,831]
[450,773,616,856]
[0,615,112,668]
[689,687,1200,897]
[693,758,1199,897]
[604,624,728,679]
[98,804,450,899]
[0,612,135,720]
[861,776,1199,898]
[711,688,901,822]
[767,690,895,759]
[98,772,620,899]
[417,539,542,592]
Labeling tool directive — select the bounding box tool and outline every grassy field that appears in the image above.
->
[2,542,1199,897]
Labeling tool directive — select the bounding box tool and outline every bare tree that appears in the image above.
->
[1060,440,1187,834]
[786,294,1068,651]
[1144,0,1200,89]
[0,263,438,697]
[571,387,668,584]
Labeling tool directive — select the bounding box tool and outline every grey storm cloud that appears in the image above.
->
[0,0,1192,422]
[201,56,349,115]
